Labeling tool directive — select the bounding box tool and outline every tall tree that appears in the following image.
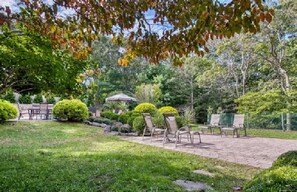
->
[251,0,297,130]
[0,26,88,96]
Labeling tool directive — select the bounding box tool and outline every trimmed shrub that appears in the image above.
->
[152,111,165,128]
[2,91,16,103]
[0,99,18,123]
[244,166,297,192]
[127,111,141,126]
[273,150,297,167]
[175,116,184,128]
[245,151,297,191]
[118,113,130,124]
[53,99,89,122]
[101,111,114,119]
[132,116,145,134]
[47,97,56,104]
[134,103,157,115]
[33,94,43,103]
[158,106,178,115]
[101,111,119,121]
[19,94,32,104]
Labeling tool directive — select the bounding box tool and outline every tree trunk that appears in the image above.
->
[279,68,291,131]
[190,80,194,111]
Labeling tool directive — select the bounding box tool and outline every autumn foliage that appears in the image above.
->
[1,0,274,65]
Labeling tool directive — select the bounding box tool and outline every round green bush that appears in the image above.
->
[245,151,297,192]
[101,111,119,121]
[127,111,141,126]
[0,99,18,123]
[33,94,43,103]
[175,116,184,127]
[118,113,130,124]
[244,166,297,192]
[273,150,297,167]
[132,116,145,134]
[53,99,89,122]
[101,111,114,119]
[19,94,32,104]
[152,111,165,128]
[134,103,157,115]
[158,106,178,115]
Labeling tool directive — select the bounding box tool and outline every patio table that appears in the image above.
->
[28,108,40,120]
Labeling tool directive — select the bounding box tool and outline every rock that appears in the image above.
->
[104,125,111,132]
[122,124,130,129]
[109,131,120,135]
[114,122,123,127]
[232,186,242,191]
[174,180,212,191]
[91,122,101,127]
[193,170,214,177]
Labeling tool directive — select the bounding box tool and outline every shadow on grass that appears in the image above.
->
[0,147,253,192]
[0,121,256,191]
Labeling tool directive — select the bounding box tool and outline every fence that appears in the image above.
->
[207,113,297,131]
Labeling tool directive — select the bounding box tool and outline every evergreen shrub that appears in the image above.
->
[158,106,178,115]
[134,103,157,115]
[2,91,16,103]
[132,116,145,134]
[0,100,18,123]
[245,150,297,192]
[53,99,89,122]
[19,94,32,104]
[33,94,43,103]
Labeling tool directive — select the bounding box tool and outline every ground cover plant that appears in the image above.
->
[245,151,297,191]
[0,121,260,191]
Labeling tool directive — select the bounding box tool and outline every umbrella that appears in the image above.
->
[105,93,137,102]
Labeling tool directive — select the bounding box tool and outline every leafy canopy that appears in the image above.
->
[1,0,273,65]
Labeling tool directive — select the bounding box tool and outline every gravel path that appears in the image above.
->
[121,134,297,168]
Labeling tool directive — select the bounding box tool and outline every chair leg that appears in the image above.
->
[142,128,147,140]
[163,131,167,146]
[197,132,201,143]
[150,130,154,141]
[175,134,178,148]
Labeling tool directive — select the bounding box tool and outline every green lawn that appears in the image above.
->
[192,124,297,140]
[0,121,259,191]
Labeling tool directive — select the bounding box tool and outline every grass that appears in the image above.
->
[0,121,260,191]
[191,124,297,140]
[246,128,297,140]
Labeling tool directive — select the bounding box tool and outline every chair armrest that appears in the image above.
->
[179,125,191,132]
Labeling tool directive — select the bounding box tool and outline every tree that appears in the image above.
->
[0,26,89,96]
[2,0,273,65]
[216,34,256,97]
[250,0,297,130]
[135,84,162,105]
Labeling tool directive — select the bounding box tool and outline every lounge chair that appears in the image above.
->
[200,114,220,134]
[17,103,30,120]
[142,113,164,141]
[220,114,246,137]
[163,113,193,147]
